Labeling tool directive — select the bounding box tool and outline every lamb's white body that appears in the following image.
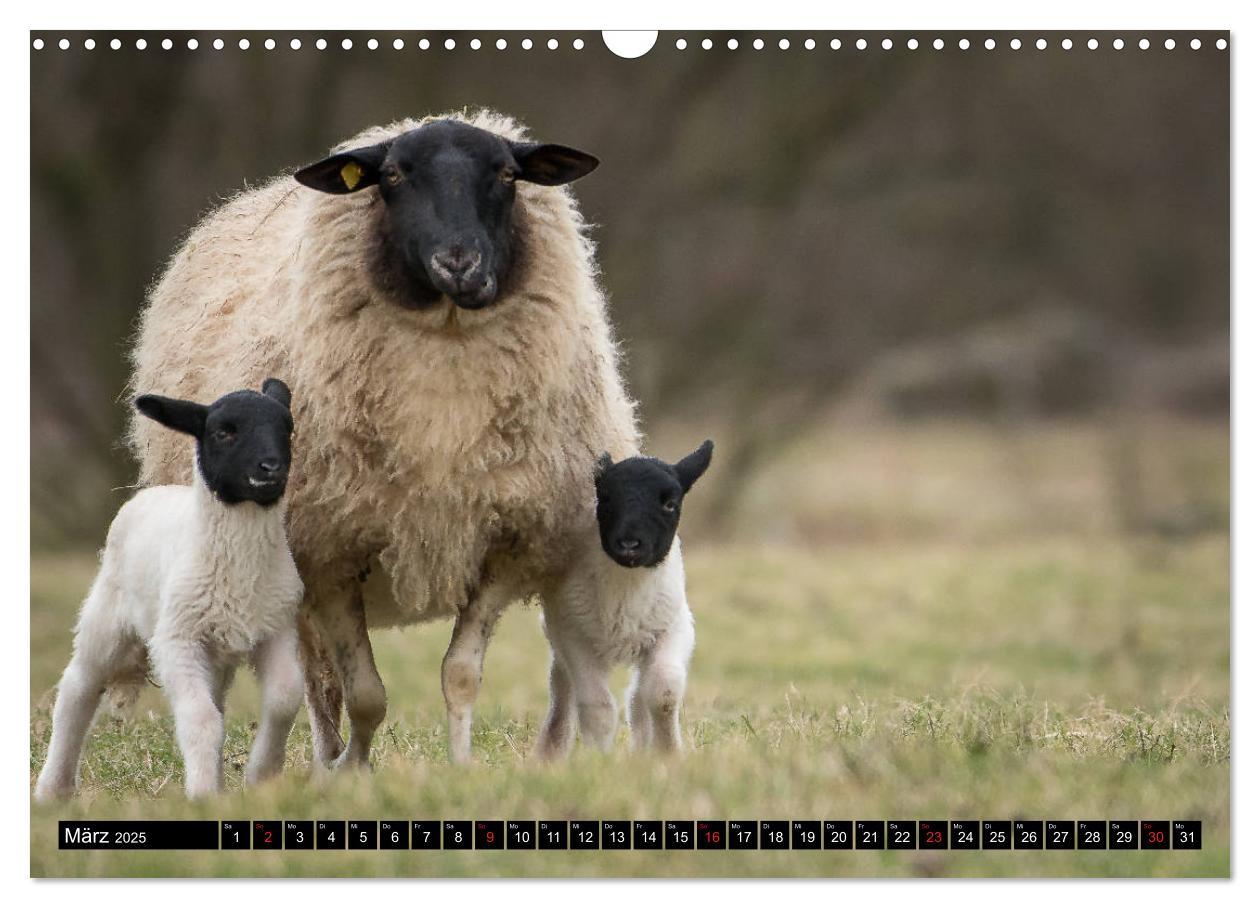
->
[536,536,695,757]
[34,479,304,800]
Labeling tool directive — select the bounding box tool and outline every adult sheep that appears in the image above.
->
[128,110,640,768]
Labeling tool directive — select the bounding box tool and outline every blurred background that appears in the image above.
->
[31,31,1228,553]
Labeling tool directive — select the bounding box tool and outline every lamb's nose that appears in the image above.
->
[259,458,282,475]
[616,537,642,554]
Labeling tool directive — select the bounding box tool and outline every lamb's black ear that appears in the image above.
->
[261,378,292,410]
[673,440,714,494]
[509,141,600,186]
[294,141,391,194]
[594,451,614,478]
[134,394,209,438]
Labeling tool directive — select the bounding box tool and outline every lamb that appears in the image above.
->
[127,111,639,768]
[35,380,304,800]
[536,440,714,759]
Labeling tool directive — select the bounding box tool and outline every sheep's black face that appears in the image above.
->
[594,441,714,569]
[135,379,295,507]
[294,119,599,311]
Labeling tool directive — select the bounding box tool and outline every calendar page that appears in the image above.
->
[28,27,1229,879]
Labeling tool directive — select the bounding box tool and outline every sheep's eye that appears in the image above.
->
[212,427,236,444]
[662,498,678,513]
[382,166,404,187]
[499,167,517,185]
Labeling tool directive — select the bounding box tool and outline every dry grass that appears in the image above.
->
[29,419,1230,877]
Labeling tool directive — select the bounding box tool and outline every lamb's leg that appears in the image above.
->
[35,642,116,801]
[441,580,514,764]
[545,628,616,751]
[297,607,344,766]
[626,667,653,751]
[535,655,577,761]
[245,624,304,784]
[568,650,617,752]
[638,618,695,753]
[310,581,385,770]
[151,635,225,798]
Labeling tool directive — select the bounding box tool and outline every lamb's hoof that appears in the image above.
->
[245,764,282,787]
[33,781,74,803]
[184,783,222,800]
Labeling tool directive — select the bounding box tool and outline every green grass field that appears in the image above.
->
[29,420,1230,877]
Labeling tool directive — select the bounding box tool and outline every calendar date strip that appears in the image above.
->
[58,819,1202,851]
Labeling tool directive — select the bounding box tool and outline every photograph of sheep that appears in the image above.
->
[30,31,1229,878]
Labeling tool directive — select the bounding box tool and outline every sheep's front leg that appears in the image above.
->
[245,624,303,784]
[151,634,224,798]
[310,580,385,770]
[442,580,514,764]
[637,616,695,753]
[535,654,577,761]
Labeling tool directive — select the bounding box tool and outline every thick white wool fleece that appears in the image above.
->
[128,110,640,623]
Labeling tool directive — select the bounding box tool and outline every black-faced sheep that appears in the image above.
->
[36,380,303,799]
[127,111,639,767]
[536,441,713,759]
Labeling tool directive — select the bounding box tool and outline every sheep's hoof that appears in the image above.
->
[534,745,569,764]
[328,747,371,773]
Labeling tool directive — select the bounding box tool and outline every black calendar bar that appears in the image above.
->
[59,820,218,850]
[53,819,1204,850]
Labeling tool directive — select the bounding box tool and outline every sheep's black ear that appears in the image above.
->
[673,440,714,494]
[294,141,391,194]
[509,142,600,186]
[594,452,614,478]
[135,394,209,438]
[261,378,292,410]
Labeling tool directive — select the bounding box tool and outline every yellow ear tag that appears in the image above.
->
[340,161,363,190]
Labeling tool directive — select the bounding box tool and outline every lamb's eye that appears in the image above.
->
[213,427,236,444]
[499,167,517,185]
[662,498,678,513]
[382,166,403,187]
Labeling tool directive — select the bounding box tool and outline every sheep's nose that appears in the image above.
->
[259,458,282,475]
[432,246,478,279]
[616,537,642,554]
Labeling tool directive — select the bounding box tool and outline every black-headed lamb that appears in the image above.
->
[127,111,639,767]
[536,441,714,758]
[35,380,303,800]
